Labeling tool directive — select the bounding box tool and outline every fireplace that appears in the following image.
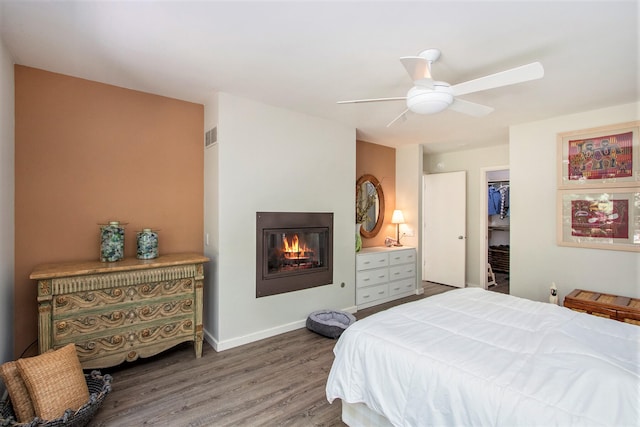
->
[256,212,333,297]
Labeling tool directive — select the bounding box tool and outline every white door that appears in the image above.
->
[423,171,466,287]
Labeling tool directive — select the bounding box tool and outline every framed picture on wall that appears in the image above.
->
[557,121,639,189]
[557,188,640,252]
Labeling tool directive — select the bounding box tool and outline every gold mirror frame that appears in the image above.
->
[356,174,385,238]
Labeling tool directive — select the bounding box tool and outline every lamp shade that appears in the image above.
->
[391,209,405,224]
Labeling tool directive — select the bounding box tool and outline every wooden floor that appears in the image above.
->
[89,283,455,427]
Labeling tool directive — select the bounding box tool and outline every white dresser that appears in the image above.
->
[356,246,417,309]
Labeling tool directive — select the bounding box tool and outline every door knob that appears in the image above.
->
[458,235,464,239]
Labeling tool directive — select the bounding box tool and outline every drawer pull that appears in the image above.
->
[378,275,385,279]
[363,278,370,282]
[378,291,385,295]
[363,261,371,265]
[363,295,370,299]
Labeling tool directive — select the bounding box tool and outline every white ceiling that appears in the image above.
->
[1,1,638,154]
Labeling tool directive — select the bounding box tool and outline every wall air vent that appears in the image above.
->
[205,127,217,148]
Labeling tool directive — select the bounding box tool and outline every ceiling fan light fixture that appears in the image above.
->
[338,48,542,122]
[406,85,453,115]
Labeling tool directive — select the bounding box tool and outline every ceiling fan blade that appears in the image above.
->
[386,109,410,127]
[451,62,544,97]
[448,98,494,117]
[337,97,406,104]
[400,56,433,82]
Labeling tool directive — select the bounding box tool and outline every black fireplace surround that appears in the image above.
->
[256,212,333,297]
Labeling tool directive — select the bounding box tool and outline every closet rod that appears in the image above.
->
[488,180,510,185]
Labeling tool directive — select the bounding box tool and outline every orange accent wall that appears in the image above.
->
[356,140,396,248]
[14,66,204,358]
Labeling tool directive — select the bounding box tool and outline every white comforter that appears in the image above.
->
[326,288,640,427]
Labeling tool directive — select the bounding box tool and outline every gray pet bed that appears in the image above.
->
[306,310,356,339]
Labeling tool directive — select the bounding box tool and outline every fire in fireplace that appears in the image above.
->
[256,212,333,297]
[275,232,318,272]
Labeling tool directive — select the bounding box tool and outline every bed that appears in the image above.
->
[326,288,640,426]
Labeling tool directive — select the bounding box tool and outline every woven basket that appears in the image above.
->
[0,371,112,427]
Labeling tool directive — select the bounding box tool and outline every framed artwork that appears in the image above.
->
[557,121,639,189]
[557,188,640,252]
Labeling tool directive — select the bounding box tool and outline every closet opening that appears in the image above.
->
[480,167,510,293]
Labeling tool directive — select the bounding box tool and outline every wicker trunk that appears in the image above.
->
[564,289,640,325]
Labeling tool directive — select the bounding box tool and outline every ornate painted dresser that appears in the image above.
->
[30,253,209,369]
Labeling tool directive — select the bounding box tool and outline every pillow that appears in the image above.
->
[0,361,36,422]
[16,344,89,421]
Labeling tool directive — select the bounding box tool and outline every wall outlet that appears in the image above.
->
[402,226,414,237]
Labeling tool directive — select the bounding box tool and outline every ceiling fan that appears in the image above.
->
[337,48,544,127]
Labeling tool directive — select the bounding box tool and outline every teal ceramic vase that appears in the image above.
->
[136,228,159,259]
[100,221,125,262]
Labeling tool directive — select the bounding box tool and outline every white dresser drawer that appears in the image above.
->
[389,249,416,266]
[356,252,388,271]
[356,284,388,305]
[389,278,416,296]
[356,268,389,288]
[389,264,416,281]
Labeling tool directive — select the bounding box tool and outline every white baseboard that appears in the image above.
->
[203,305,358,352]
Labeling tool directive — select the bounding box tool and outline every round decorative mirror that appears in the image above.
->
[356,174,385,238]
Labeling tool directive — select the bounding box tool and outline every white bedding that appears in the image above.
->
[326,288,640,427]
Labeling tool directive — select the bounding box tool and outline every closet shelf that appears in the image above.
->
[488,226,510,231]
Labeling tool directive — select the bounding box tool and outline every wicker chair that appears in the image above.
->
[0,371,111,427]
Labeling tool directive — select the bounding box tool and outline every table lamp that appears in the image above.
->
[391,209,405,246]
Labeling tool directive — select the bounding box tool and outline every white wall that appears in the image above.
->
[424,145,510,287]
[396,144,424,285]
[204,92,356,351]
[203,91,219,339]
[0,34,15,364]
[510,102,640,302]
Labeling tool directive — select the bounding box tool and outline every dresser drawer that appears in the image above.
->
[53,297,195,341]
[356,252,388,271]
[389,264,416,281]
[72,317,196,368]
[356,284,388,305]
[389,250,416,266]
[52,278,194,315]
[389,278,415,296]
[356,268,389,288]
